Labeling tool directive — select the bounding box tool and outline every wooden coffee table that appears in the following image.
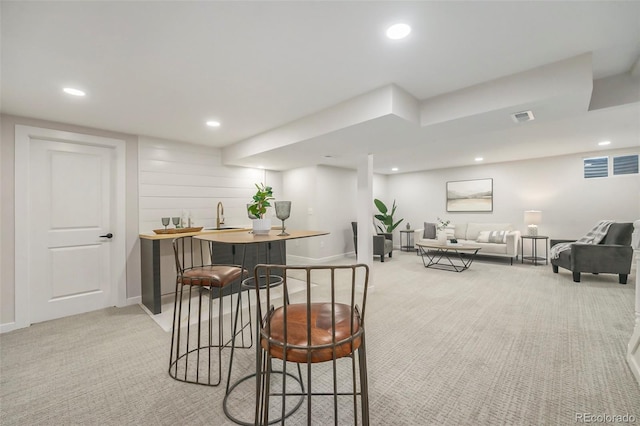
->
[416,242,481,272]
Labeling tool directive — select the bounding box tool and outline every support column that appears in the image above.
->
[356,154,373,273]
[627,220,640,385]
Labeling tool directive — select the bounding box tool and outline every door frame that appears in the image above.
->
[14,125,126,329]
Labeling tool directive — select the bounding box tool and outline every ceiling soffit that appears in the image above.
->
[222,54,601,170]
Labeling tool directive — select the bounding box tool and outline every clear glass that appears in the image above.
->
[275,201,291,236]
[247,203,258,220]
[172,217,181,228]
[161,217,170,230]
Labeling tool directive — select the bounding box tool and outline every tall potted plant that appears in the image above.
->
[374,199,404,234]
[248,183,274,234]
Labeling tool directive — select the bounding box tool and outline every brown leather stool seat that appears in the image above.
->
[169,236,249,387]
[179,265,245,287]
[255,264,370,425]
[262,303,362,363]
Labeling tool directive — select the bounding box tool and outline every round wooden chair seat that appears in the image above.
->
[261,302,362,363]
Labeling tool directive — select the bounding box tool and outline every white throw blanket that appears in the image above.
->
[550,220,614,259]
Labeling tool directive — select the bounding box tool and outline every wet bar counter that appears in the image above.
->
[139,229,328,314]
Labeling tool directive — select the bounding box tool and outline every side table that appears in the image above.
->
[400,229,415,252]
[521,235,548,265]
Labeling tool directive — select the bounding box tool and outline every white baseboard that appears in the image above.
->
[286,253,353,265]
[2,297,143,334]
[0,321,21,334]
[126,296,142,306]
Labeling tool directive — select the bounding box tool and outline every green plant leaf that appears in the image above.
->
[374,199,388,214]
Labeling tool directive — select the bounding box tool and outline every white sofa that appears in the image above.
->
[414,222,521,264]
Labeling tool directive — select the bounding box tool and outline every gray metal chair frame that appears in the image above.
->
[254,264,370,425]
[169,236,251,386]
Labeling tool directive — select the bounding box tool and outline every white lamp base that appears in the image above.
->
[527,225,538,236]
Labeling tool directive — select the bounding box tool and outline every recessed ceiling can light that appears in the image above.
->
[63,87,86,96]
[391,167,399,171]
[206,120,221,127]
[475,157,484,162]
[386,23,411,40]
[598,140,611,146]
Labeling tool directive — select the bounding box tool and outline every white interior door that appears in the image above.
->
[28,139,116,323]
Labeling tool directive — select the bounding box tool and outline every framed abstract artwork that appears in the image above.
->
[446,178,493,212]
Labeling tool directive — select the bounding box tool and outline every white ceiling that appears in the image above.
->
[2,1,639,174]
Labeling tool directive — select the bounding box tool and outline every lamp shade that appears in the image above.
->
[524,210,542,226]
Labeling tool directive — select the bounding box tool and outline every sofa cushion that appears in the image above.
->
[423,222,436,239]
[466,223,513,241]
[601,222,633,246]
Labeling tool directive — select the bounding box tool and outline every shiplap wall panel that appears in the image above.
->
[139,136,265,232]
[139,171,258,188]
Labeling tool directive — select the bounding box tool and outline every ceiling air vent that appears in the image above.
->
[511,110,535,123]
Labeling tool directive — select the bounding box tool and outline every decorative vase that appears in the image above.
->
[406,223,411,230]
[437,230,447,244]
[252,218,271,235]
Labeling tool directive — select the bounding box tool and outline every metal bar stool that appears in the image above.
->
[254,264,370,425]
[168,236,249,386]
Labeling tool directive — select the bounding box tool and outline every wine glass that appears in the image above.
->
[161,217,170,230]
[275,201,291,236]
[247,204,258,233]
[172,217,181,229]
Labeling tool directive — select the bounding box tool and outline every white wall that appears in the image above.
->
[388,147,640,244]
[281,165,353,261]
[138,136,266,232]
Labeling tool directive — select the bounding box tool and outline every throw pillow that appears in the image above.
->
[423,222,436,239]
[444,225,456,240]
[476,231,491,243]
[488,230,507,244]
[477,230,508,243]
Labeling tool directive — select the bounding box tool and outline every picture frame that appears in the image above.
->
[446,178,493,212]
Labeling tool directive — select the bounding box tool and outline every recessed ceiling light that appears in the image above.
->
[206,120,221,127]
[63,87,86,97]
[391,167,399,171]
[598,140,611,146]
[386,23,411,40]
[475,157,484,162]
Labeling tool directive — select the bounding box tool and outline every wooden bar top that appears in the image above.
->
[195,229,329,244]
[139,227,251,241]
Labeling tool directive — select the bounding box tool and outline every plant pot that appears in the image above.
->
[252,218,272,235]
[437,230,447,244]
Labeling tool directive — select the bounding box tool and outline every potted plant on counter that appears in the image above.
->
[248,183,274,234]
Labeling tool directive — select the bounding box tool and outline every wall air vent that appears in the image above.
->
[511,110,535,123]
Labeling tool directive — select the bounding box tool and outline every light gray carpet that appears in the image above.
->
[1,251,639,425]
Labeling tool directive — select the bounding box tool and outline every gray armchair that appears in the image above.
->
[351,222,393,262]
[551,222,634,284]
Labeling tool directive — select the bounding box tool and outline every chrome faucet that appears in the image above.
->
[216,201,225,229]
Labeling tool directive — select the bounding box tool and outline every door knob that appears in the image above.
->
[99,233,113,239]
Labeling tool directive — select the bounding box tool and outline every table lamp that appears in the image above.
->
[524,210,542,236]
